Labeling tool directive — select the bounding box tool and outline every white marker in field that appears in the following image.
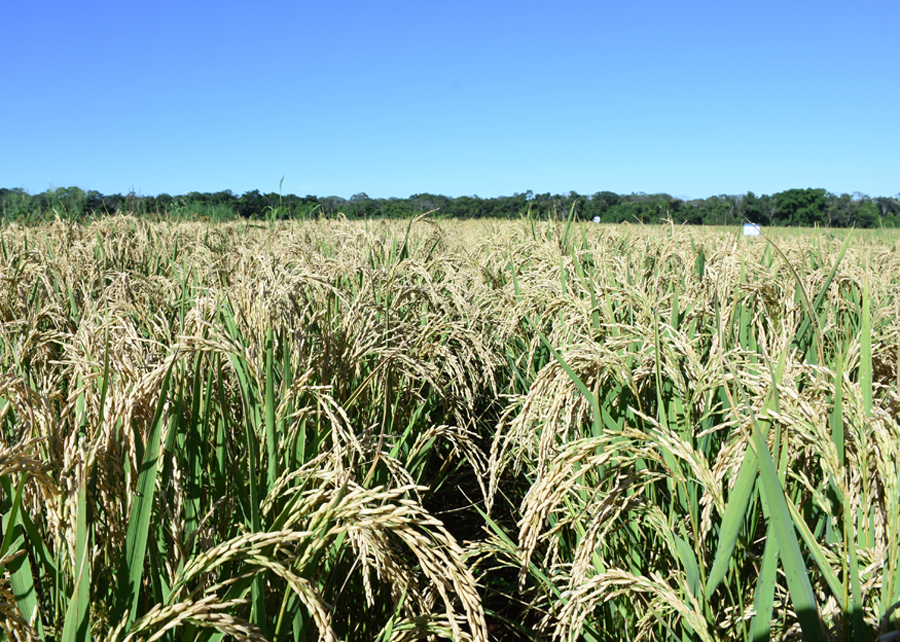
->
[743,223,761,236]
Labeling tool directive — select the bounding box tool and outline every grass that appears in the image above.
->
[0,214,898,641]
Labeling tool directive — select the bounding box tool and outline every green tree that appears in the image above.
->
[742,191,771,225]
[824,192,858,227]
[348,193,382,218]
[856,200,879,228]
[238,190,267,218]
[382,198,414,218]
[773,188,827,226]
[0,188,34,218]
[410,193,451,216]
[875,196,900,227]
[154,193,175,214]
[85,190,105,214]
[52,186,86,217]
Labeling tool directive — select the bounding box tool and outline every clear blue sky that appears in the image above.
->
[2,0,898,200]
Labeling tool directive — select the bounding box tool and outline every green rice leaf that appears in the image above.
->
[673,532,701,599]
[706,347,788,597]
[61,471,90,642]
[113,354,177,627]
[731,374,824,640]
[749,523,779,642]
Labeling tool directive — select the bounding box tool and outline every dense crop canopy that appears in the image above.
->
[0,216,898,641]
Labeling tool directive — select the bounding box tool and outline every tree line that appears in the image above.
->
[2,186,899,228]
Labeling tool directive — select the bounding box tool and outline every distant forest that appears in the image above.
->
[2,186,899,228]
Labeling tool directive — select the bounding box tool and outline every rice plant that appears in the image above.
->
[0,214,897,641]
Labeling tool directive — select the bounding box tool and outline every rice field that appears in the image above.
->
[0,215,898,641]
